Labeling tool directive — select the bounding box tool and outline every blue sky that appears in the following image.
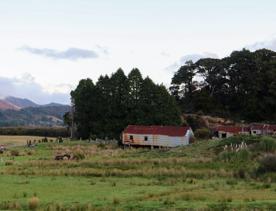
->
[0,0,276,104]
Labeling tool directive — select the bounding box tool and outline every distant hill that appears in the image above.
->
[5,96,38,108]
[42,102,68,107]
[0,99,20,110]
[0,105,70,127]
[0,96,70,127]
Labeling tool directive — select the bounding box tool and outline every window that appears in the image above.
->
[144,136,148,141]
[129,135,133,140]
[222,133,226,138]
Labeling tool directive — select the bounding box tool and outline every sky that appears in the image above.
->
[0,0,276,104]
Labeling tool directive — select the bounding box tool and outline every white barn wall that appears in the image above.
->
[123,129,192,147]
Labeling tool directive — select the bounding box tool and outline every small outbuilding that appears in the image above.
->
[122,125,194,148]
[214,126,250,138]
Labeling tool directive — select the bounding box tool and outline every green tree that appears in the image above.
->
[127,68,144,124]
[71,79,102,139]
[170,48,276,122]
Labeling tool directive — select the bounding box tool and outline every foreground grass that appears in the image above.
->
[0,136,275,210]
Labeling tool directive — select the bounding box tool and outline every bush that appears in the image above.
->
[28,197,39,210]
[218,149,251,163]
[234,168,247,179]
[73,152,85,161]
[97,143,106,149]
[10,150,19,156]
[258,154,276,174]
[185,115,207,131]
[215,135,261,151]
[194,128,211,139]
[5,161,14,166]
[113,197,120,205]
[258,137,276,152]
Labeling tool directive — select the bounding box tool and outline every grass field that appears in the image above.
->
[0,135,55,146]
[0,136,275,210]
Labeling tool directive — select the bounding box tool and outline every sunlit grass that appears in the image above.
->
[0,137,275,210]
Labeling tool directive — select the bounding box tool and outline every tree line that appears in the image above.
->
[170,49,276,122]
[69,48,276,139]
[70,68,181,139]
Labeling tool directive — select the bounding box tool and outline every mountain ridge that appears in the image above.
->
[0,96,69,110]
[0,96,70,127]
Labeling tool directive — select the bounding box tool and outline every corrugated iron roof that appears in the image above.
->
[250,123,271,130]
[268,125,276,130]
[123,125,191,137]
[215,126,250,133]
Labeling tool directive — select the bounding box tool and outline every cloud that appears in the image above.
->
[0,74,70,104]
[166,52,219,72]
[19,46,99,60]
[246,38,276,51]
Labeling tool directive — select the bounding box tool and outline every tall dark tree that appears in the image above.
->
[109,69,129,138]
[170,48,276,123]
[71,68,182,139]
[127,68,144,124]
[171,61,198,112]
[71,79,97,139]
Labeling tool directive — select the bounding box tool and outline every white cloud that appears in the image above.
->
[246,38,276,51]
[166,52,219,72]
[0,74,70,104]
[19,46,99,61]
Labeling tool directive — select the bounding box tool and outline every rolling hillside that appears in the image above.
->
[0,99,20,110]
[0,96,70,127]
[5,96,38,108]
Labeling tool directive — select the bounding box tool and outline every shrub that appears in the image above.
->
[226,179,238,186]
[42,137,48,143]
[185,115,207,131]
[97,143,106,149]
[216,135,260,150]
[10,150,19,156]
[234,168,247,179]
[113,197,120,205]
[5,161,14,166]
[258,137,276,152]
[194,128,211,140]
[26,151,33,156]
[218,149,251,162]
[258,154,276,173]
[163,198,175,205]
[57,137,63,143]
[28,197,39,210]
[73,152,85,161]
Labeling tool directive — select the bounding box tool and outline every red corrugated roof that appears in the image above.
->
[268,125,276,131]
[123,125,191,137]
[215,126,250,133]
[215,124,276,133]
[250,124,274,130]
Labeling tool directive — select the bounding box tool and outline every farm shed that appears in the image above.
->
[214,126,250,138]
[122,125,194,148]
[214,124,276,138]
[250,124,276,135]
[268,125,276,135]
